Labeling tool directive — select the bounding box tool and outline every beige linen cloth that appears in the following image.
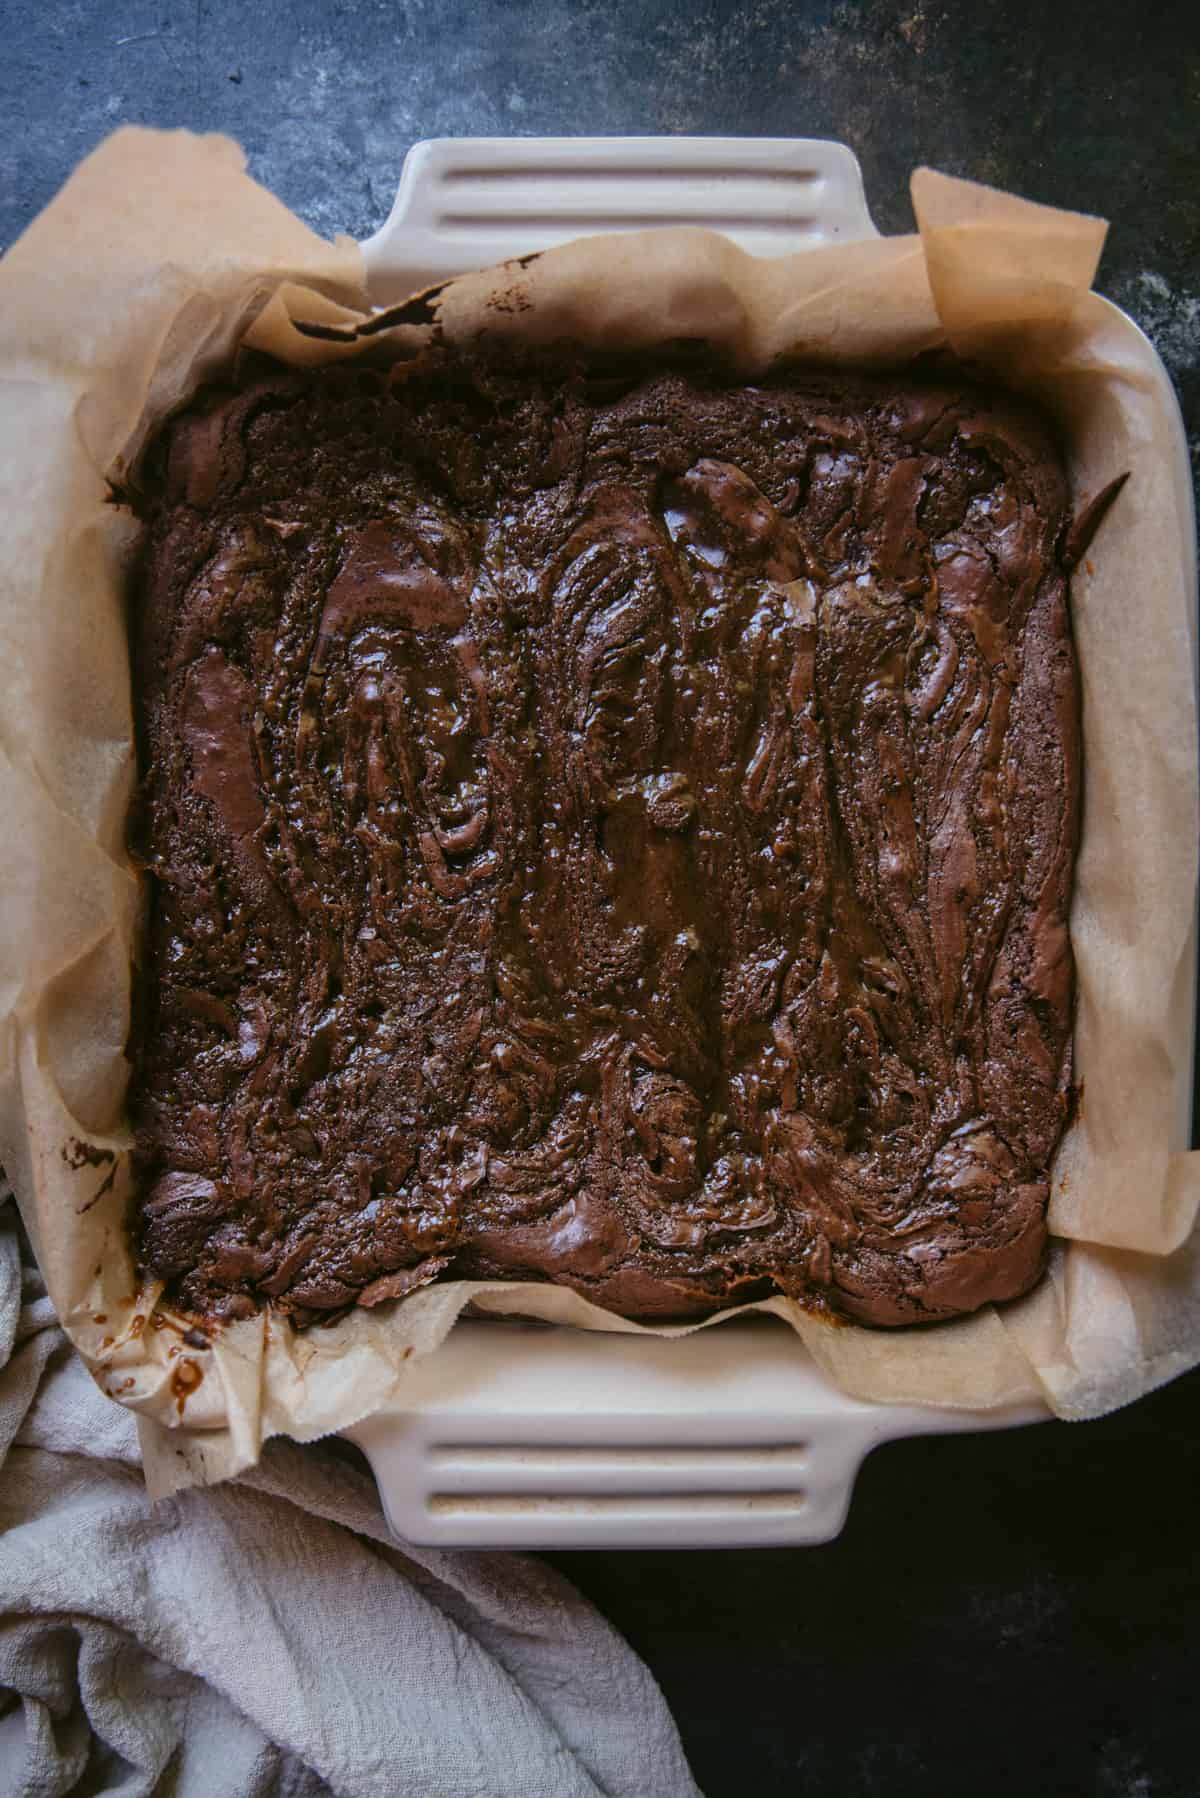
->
[0,1192,699,1798]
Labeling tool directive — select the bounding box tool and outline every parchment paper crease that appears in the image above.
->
[0,128,1195,1496]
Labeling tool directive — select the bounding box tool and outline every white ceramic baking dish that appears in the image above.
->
[342,137,1197,1550]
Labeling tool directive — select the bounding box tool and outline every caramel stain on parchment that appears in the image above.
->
[77,1166,117,1215]
[171,1358,204,1413]
[63,1138,115,1170]
[487,284,534,315]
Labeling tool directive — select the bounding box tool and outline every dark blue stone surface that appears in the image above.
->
[3,4,1198,1792]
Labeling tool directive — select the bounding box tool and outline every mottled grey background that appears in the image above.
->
[3,3,1199,1795]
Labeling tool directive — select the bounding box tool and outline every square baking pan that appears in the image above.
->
[341,136,1197,1550]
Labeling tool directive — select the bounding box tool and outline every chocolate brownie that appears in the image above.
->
[127,355,1079,1327]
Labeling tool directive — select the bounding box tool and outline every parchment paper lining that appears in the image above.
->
[0,129,1195,1496]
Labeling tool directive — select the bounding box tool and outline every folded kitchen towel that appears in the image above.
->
[0,1197,700,1798]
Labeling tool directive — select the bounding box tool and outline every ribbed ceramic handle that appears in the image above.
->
[360,135,879,304]
[344,1321,1043,1551]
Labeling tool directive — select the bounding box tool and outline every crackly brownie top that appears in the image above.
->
[128,354,1078,1327]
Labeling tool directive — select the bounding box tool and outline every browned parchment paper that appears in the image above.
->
[1,130,1196,1496]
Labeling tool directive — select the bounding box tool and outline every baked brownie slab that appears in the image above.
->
[128,357,1078,1326]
